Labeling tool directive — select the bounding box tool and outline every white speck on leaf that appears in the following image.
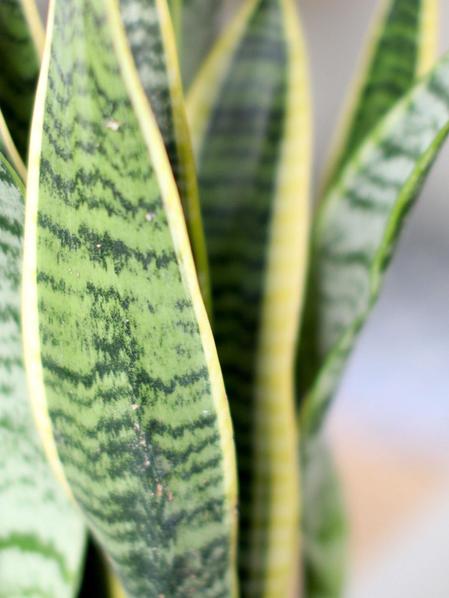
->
[145,212,155,222]
[105,118,121,131]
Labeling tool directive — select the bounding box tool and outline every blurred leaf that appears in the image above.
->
[119,0,211,313]
[0,152,85,597]
[22,0,238,596]
[0,109,26,179]
[322,0,438,196]
[297,50,449,437]
[188,0,311,594]
[0,0,44,159]
[302,438,347,598]
[169,0,226,89]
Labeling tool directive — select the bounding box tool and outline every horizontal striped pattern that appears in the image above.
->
[298,50,449,438]
[0,0,41,159]
[119,0,211,310]
[188,0,311,594]
[0,153,85,598]
[22,0,237,596]
[322,0,438,197]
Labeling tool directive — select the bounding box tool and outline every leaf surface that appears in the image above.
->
[188,0,311,594]
[119,0,211,312]
[0,0,44,159]
[297,50,449,437]
[322,0,438,196]
[22,0,238,596]
[0,152,85,598]
[168,0,226,89]
[0,109,26,179]
[302,439,347,598]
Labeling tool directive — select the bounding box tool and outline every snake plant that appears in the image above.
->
[0,0,444,596]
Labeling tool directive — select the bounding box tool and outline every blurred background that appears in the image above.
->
[37,0,449,595]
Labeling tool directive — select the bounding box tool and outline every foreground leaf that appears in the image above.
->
[322,0,438,196]
[302,439,347,598]
[0,152,85,597]
[297,50,449,437]
[119,0,211,312]
[168,0,226,89]
[22,0,238,596]
[0,0,44,159]
[188,0,311,594]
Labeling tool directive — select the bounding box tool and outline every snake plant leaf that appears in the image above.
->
[0,109,26,180]
[168,0,226,89]
[0,0,44,160]
[188,0,311,594]
[0,152,86,597]
[22,0,238,596]
[322,0,438,196]
[297,50,449,438]
[118,0,211,313]
[302,438,347,598]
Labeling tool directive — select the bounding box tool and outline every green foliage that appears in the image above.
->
[0,152,86,597]
[302,439,347,598]
[0,0,41,159]
[0,0,446,596]
[168,0,226,88]
[298,49,449,439]
[188,0,310,593]
[22,0,237,595]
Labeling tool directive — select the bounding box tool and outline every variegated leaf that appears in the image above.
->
[297,50,449,438]
[188,0,311,594]
[0,152,85,597]
[118,0,211,311]
[22,0,238,595]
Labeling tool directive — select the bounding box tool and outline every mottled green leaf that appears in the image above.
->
[297,50,449,438]
[0,152,85,597]
[322,0,438,196]
[22,0,238,596]
[169,0,226,89]
[188,0,311,594]
[119,0,211,312]
[0,0,44,159]
[302,439,347,598]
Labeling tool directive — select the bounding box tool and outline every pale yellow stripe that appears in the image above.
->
[155,0,211,314]
[105,2,239,596]
[186,0,260,156]
[417,0,439,76]
[0,109,26,180]
[22,0,74,500]
[20,0,45,59]
[250,0,311,597]
[107,567,127,598]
